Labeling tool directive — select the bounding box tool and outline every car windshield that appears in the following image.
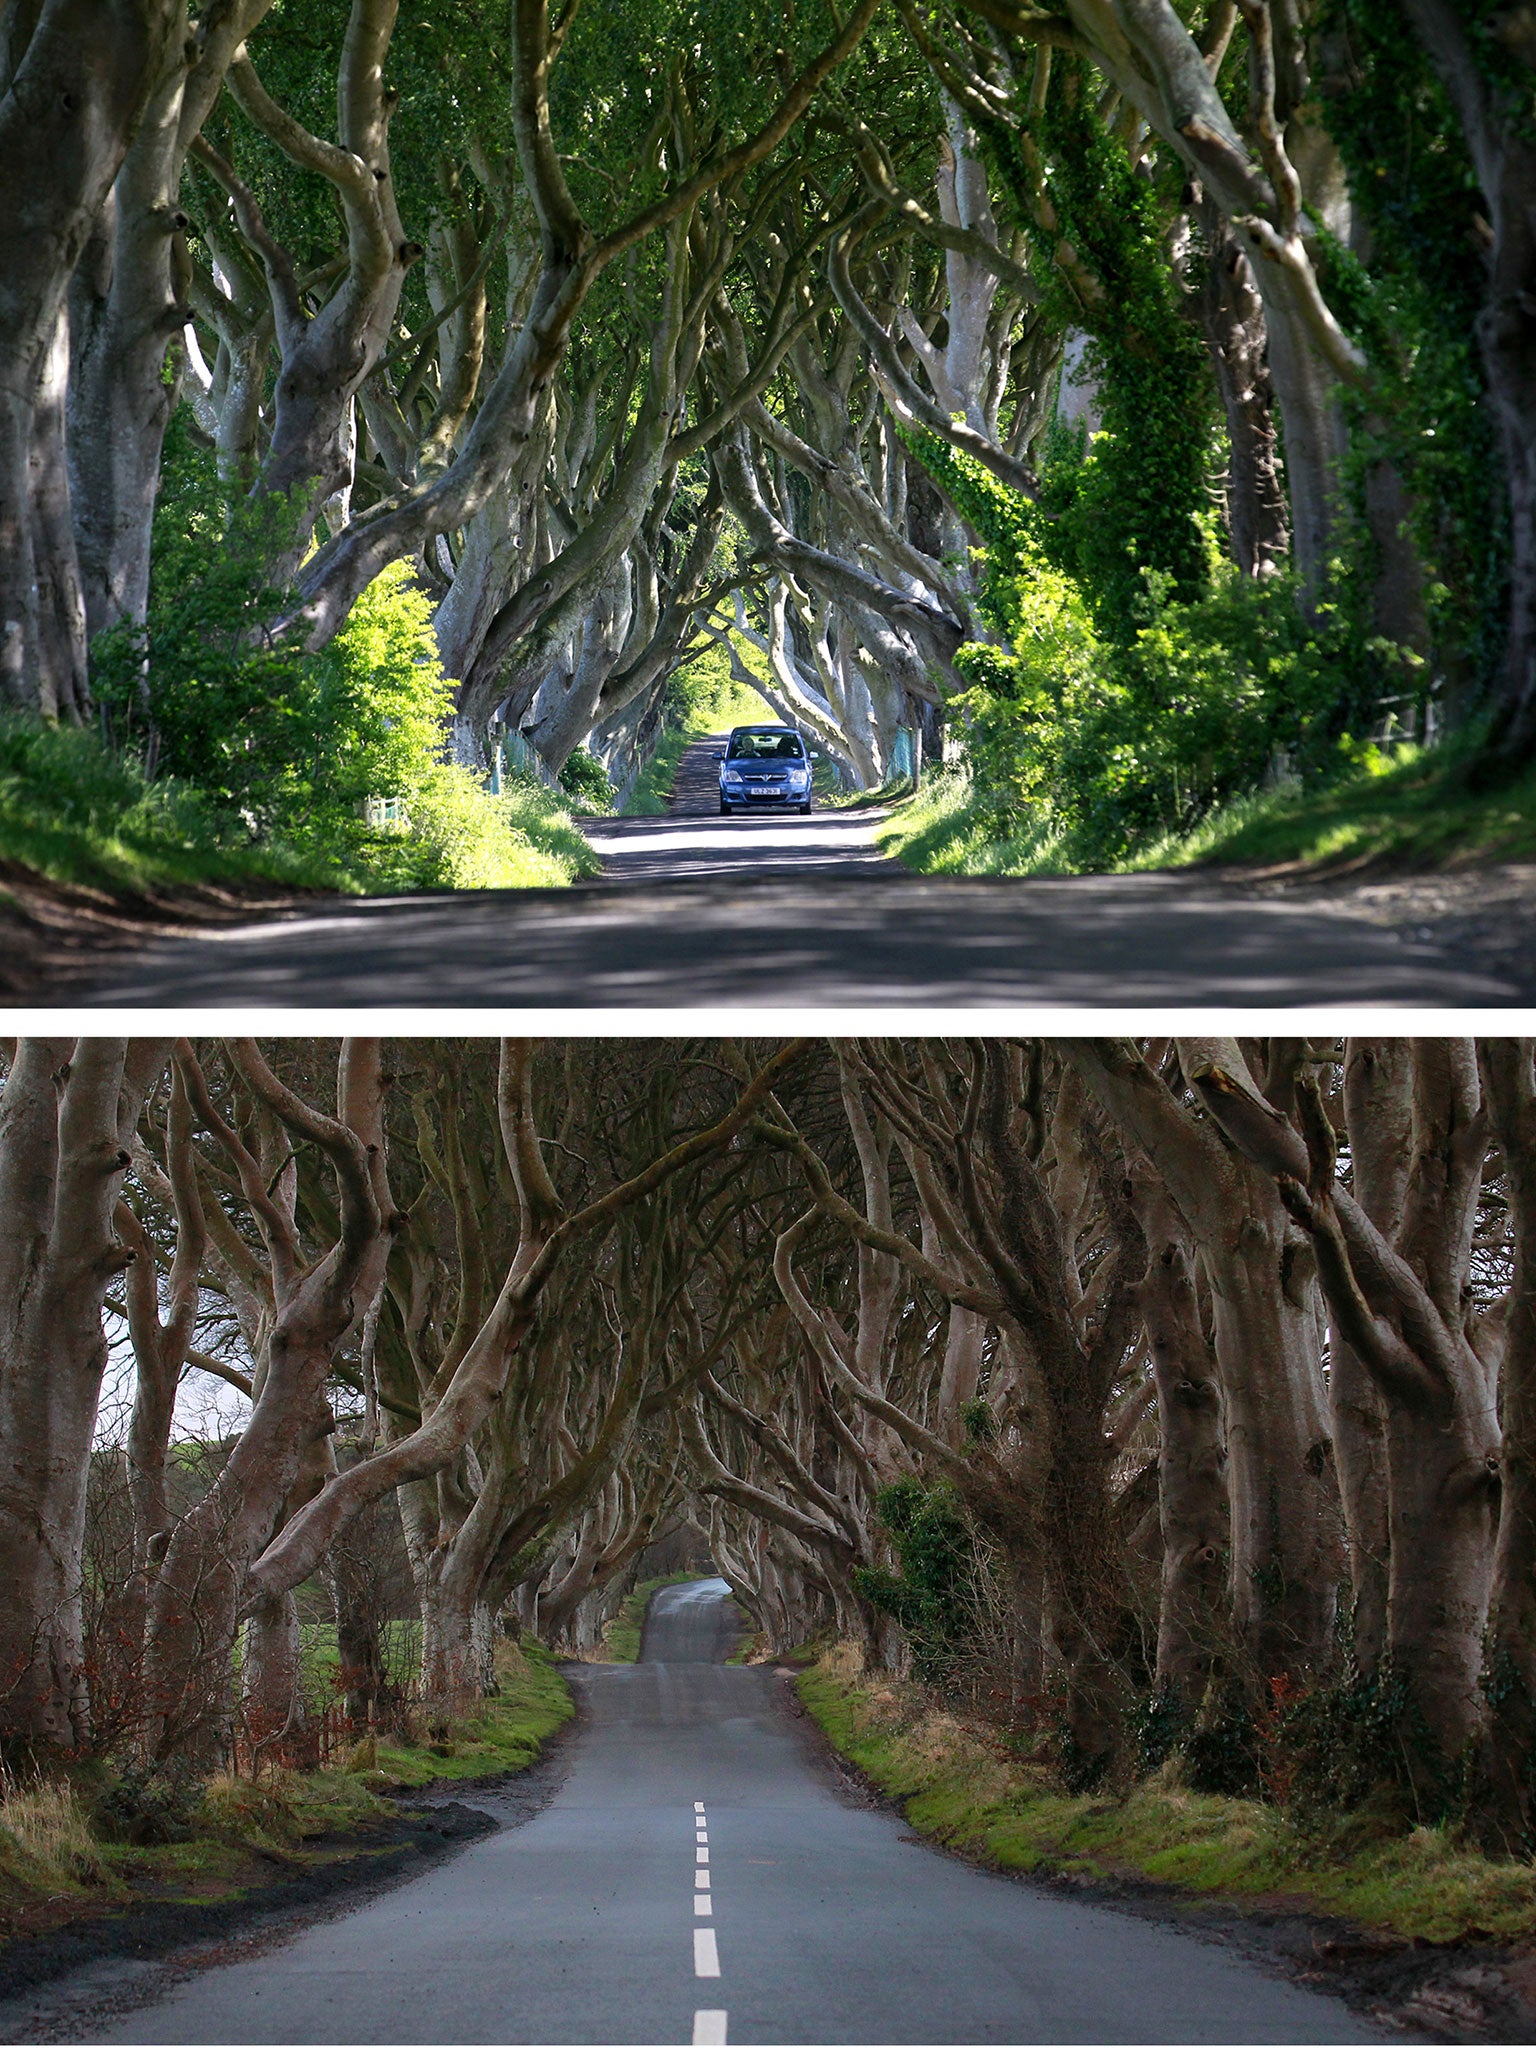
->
[727,732,803,759]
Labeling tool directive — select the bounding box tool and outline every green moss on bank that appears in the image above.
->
[797,1643,1536,1946]
[369,1638,573,1785]
[0,1643,571,1935]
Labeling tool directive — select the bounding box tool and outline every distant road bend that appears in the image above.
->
[50,1578,1376,2046]
[75,737,1525,1006]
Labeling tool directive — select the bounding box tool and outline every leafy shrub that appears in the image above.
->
[1130,1683,1189,1774]
[393,765,599,889]
[87,407,597,893]
[557,747,614,809]
[93,1762,201,1846]
[1266,1661,1449,1826]
[905,430,1419,870]
[91,410,315,832]
[854,1478,985,1682]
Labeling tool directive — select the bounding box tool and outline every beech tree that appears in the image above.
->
[5,0,1528,826]
[6,1033,1536,1862]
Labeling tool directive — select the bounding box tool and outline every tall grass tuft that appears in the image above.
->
[0,1770,111,1893]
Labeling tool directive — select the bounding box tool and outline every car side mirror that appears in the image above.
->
[810,752,821,761]
[711,749,725,760]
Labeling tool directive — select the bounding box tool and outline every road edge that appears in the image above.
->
[779,1661,1536,2044]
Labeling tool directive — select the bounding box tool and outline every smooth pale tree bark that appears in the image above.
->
[289,0,883,649]
[115,1055,206,1586]
[1332,1038,1408,1674]
[1068,1039,1343,1685]
[66,0,275,643]
[188,2,416,576]
[0,0,181,715]
[1476,1038,1536,1851]
[1182,1038,1499,1772]
[0,1038,169,1749]
[1132,1174,1227,1700]
[240,1041,809,1619]
[143,1038,393,1760]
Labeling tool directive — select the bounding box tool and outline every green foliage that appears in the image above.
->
[979,61,1216,640]
[558,747,615,809]
[1270,1662,1451,1826]
[1316,0,1509,702]
[1131,1684,1189,1775]
[93,1762,201,1847]
[1179,1685,1266,1798]
[92,411,315,829]
[86,408,596,895]
[854,1479,983,1682]
[902,430,1415,868]
[0,710,327,896]
[959,1398,998,1445]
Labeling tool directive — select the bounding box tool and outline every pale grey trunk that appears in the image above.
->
[1139,1206,1227,1699]
[0,0,178,715]
[0,1038,166,1750]
[240,1592,306,1748]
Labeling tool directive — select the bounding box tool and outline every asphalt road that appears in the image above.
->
[63,760,1520,1009]
[65,1579,1376,2046]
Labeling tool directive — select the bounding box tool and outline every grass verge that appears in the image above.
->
[0,713,597,903]
[0,1641,571,1948]
[797,1641,1536,1946]
[878,750,1536,879]
[362,1636,574,1788]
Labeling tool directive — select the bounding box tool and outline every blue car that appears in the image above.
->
[716,725,818,815]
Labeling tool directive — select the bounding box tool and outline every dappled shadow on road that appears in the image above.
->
[80,869,1521,1007]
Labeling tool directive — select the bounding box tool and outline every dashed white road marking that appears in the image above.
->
[694,1802,706,1814]
[696,1830,708,1844]
[695,1870,710,1889]
[694,1927,721,1978]
[692,2011,727,2045]
[696,1847,709,1865]
[694,1894,713,1915]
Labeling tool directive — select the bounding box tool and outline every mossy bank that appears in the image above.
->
[0,1642,571,2002]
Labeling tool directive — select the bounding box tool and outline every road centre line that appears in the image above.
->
[692,2011,727,2045]
[694,1928,721,1977]
[696,1847,709,1864]
[694,1894,712,1915]
[694,1802,706,1814]
[695,1870,710,1888]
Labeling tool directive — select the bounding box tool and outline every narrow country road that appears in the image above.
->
[59,735,1527,1005]
[46,1581,1377,2046]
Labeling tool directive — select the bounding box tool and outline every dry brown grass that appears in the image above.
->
[0,1771,112,1895]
